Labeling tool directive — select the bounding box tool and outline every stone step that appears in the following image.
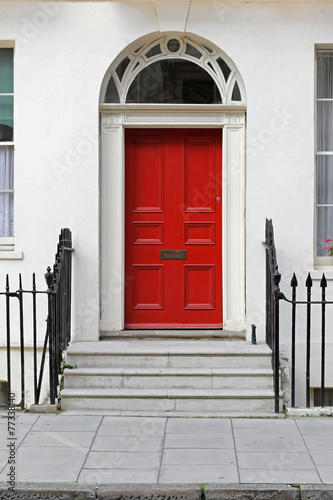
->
[60,388,283,412]
[63,367,274,390]
[65,340,272,369]
[101,329,245,340]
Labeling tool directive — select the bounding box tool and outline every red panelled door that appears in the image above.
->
[125,129,222,329]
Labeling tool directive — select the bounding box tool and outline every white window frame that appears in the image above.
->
[0,41,14,252]
[315,45,333,269]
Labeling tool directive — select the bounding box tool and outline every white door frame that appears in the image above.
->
[99,104,246,334]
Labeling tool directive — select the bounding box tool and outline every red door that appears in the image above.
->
[125,129,222,329]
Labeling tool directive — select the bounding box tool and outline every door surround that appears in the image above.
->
[100,104,246,334]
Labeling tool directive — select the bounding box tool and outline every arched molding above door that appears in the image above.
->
[99,32,246,106]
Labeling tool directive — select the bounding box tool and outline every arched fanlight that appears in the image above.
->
[101,34,246,106]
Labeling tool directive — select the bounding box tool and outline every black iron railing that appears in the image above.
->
[264,219,331,412]
[0,228,73,409]
[263,219,283,413]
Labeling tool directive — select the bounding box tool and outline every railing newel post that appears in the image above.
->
[273,269,281,414]
[320,273,327,408]
[291,273,298,408]
[32,273,38,404]
[6,274,11,403]
[305,272,313,408]
[18,274,25,410]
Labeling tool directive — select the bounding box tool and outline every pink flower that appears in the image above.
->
[326,239,331,243]
[326,245,332,250]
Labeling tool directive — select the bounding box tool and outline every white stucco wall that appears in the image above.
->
[0,0,332,404]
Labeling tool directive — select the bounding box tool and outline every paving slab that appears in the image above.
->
[15,414,40,424]
[296,420,333,436]
[0,462,82,482]
[31,415,102,432]
[97,424,165,436]
[316,466,333,484]
[233,426,301,438]
[301,435,333,451]
[159,464,239,483]
[205,484,301,499]
[239,468,322,484]
[166,417,232,434]
[78,468,159,484]
[17,446,88,464]
[164,433,234,449]
[91,435,164,453]
[235,436,308,453]
[101,416,167,427]
[0,433,26,449]
[21,430,96,448]
[84,451,161,469]
[0,423,34,436]
[161,448,236,465]
[237,451,315,470]
[232,418,297,428]
[309,450,333,466]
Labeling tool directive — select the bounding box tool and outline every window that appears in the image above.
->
[312,388,333,406]
[126,59,222,104]
[102,35,245,106]
[0,47,14,249]
[316,50,333,260]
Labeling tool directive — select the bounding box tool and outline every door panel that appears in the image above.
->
[125,128,222,329]
[133,137,164,212]
[184,136,215,212]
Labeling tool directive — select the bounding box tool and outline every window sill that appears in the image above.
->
[0,251,23,260]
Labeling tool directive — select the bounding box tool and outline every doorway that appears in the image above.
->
[125,128,222,329]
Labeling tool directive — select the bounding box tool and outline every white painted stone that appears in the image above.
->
[1,0,332,405]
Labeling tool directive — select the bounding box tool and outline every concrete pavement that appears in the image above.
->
[0,413,333,487]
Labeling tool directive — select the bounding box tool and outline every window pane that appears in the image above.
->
[216,57,231,82]
[126,59,222,104]
[145,44,162,58]
[317,51,333,99]
[0,95,13,135]
[185,43,202,60]
[231,81,241,101]
[316,155,333,204]
[0,146,13,190]
[104,76,120,103]
[167,39,180,53]
[116,57,131,82]
[316,206,333,256]
[0,48,13,94]
[0,192,13,236]
[0,146,14,237]
[317,101,333,151]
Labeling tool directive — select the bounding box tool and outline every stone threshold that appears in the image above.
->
[100,329,246,340]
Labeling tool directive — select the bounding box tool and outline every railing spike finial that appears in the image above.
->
[306,272,313,288]
[321,273,327,288]
[273,269,281,288]
[291,273,298,288]
[45,266,54,291]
